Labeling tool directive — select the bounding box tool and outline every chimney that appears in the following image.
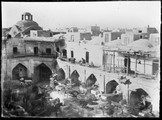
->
[148,25,150,28]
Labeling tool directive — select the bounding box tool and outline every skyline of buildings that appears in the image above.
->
[2,1,161,31]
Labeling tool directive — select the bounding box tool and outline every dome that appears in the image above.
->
[15,20,42,31]
[22,12,32,16]
[9,12,43,37]
[126,39,153,52]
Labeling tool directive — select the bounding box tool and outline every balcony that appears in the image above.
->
[58,56,157,80]
[7,52,58,59]
[58,56,101,69]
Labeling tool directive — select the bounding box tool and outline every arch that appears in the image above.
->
[129,88,152,115]
[71,70,80,86]
[12,63,28,80]
[86,74,97,87]
[56,68,65,81]
[71,70,80,79]
[34,63,52,83]
[106,80,119,94]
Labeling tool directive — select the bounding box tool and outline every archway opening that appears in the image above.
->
[106,80,123,103]
[71,70,80,87]
[56,68,65,81]
[106,80,119,94]
[12,63,28,80]
[34,63,52,83]
[129,88,152,116]
[86,74,97,87]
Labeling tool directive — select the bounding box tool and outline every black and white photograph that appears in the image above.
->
[1,1,160,118]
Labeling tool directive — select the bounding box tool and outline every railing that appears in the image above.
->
[58,56,156,80]
[58,56,100,69]
[7,53,57,59]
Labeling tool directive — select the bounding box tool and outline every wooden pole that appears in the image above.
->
[113,51,115,72]
[135,55,137,77]
[127,55,129,75]
[84,69,86,83]
[127,85,129,105]
[104,75,105,94]
[144,56,145,74]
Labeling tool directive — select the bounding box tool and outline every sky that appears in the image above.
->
[2,1,161,31]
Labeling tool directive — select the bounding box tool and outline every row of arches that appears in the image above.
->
[12,64,151,99]
[12,63,52,82]
[11,63,153,112]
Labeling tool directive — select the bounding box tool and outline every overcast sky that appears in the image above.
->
[2,1,161,31]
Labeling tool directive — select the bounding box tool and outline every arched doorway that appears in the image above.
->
[71,70,80,87]
[56,68,65,81]
[106,80,119,94]
[12,63,28,80]
[86,74,97,87]
[34,63,52,83]
[129,88,152,116]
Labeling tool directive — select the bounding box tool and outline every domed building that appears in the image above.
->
[9,12,43,37]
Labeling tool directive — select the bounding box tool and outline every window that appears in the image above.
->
[13,47,18,54]
[71,35,74,41]
[138,30,142,33]
[62,49,67,58]
[85,52,89,63]
[124,37,127,45]
[46,48,51,54]
[56,47,60,52]
[25,15,28,20]
[105,34,109,42]
[34,47,38,55]
[71,51,74,58]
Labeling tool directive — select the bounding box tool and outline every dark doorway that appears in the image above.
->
[86,52,89,63]
[12,63,27,80]
[62,49,67,58]
[13,47,18,54]
[71,51,74,58]
[34,47,38,55]
[56,68,65,81]
[152,60,159,75]
[71,70,80,87]
[129,88,151,116]
[56,47,60,52]
[86,74,97,87]
[124,56,131,73]
[106,80,118,94]
[34,63,52,83]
